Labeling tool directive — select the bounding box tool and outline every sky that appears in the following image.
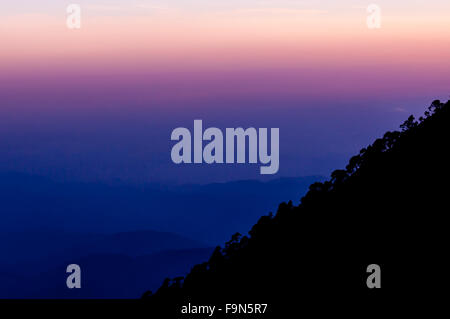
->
[1,1,449,184]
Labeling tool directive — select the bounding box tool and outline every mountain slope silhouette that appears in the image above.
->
[144,100,450,316]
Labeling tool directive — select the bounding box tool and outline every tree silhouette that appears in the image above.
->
[143,100,450,317]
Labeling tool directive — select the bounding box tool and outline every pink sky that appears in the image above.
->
[1,6,450,108]
[2,5,450,72]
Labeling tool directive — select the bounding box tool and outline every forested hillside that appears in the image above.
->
[144,100,450,316]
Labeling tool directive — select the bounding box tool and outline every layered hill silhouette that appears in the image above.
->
[0,229,210,298]
[144,100,450,316]
[2,247,214,299]
[0,229,204,267]
[0,176,320,298]
[0,173,321,244]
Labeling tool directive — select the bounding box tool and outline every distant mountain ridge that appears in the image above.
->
[0,229,205,270]
[0,174,324,244]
